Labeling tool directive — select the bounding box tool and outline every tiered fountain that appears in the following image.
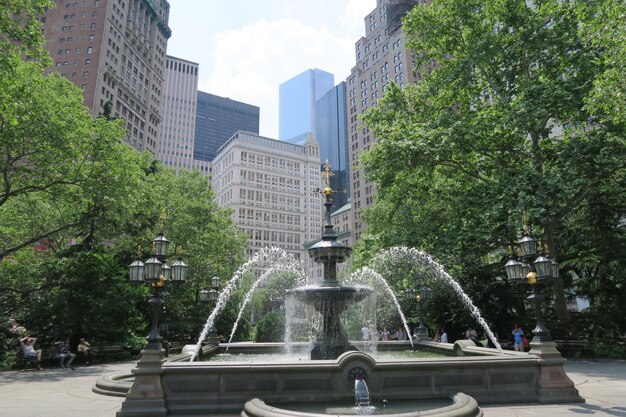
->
[111,164,583,417]
[287,166,372,360]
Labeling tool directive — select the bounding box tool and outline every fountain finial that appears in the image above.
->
[321,160,335,197]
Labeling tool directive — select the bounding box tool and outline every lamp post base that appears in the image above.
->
[207,325,219,347]
[415,323,429,341]
[529,340,584,404]
[116,347,167,417]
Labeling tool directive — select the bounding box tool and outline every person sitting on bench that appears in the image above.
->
[77,338,96,364]
[58,338,76,370]
[19,336,43,371]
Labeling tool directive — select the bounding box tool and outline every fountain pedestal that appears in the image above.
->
[289,284,370,360]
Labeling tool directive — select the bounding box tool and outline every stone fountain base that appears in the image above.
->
[242,392,483,417]
[108,340,583,416]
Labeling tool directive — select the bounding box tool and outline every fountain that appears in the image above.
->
[287,172,373,360]
[354,377,372,407]
[112,163,583,417]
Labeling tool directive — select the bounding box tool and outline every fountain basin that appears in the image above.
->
[243,393,481,417]
[153,342,581,416]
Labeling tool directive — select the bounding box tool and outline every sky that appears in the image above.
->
[166,0,377,138]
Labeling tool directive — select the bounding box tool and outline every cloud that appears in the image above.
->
[199,18,358,138]
[344,0,376,33]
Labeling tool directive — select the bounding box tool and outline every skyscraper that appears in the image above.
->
[279,68,334,141]
[41,0,171,155]
[158,56,211,175]
[346,0,426,241]
[194,92,260,162]
[315,82,350,210]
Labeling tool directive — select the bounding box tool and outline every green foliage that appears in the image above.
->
[0,317,30,370]
[592,343,626,359]
[359,0,626,334]
[252,310,285,343]
[0,57,137,258]
[0,0,54,66]
[577,0,626,124]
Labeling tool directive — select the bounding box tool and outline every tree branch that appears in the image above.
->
[0,217,85,258]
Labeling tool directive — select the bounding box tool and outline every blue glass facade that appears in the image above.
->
[315,82,349,210]
[279,69,334,141]
[194,91,259,162]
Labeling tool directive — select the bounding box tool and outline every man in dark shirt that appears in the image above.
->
[58,338,76,370]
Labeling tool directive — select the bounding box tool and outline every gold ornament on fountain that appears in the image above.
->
[314,160,343,198]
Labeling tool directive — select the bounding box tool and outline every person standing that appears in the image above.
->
[396,328,406,341]
[440,329,448,343]
[58,338,76,369]
[465,326,478,341]
[361,323,370,341]
[382,326,390,341]
[512,324,525,352]
[19,336,43,371]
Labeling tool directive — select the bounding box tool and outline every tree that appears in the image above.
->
[578,0,626,125]
[0,56,143,258]
[360,0,626,328]
[0,0,54,66]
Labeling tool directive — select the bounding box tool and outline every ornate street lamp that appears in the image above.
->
[405,274,432,341]
[504,226,560,346]
[128,232,187,351]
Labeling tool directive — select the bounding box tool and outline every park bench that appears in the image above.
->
[554,339,593,356]
[166,341,183,356]
[91,345,131,362]
[17,347,59,370]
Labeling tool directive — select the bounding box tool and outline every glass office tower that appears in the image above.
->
[279,69,334,141]
[194,91,260,162]
[315,82,350,210]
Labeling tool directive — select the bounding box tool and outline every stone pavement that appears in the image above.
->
[0,359,624,417]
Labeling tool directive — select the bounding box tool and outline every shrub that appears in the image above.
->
[252,310,285,343]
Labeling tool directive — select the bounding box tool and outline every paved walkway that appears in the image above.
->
[0,359,624,416]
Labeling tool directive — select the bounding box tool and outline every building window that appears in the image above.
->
[83,71,89,78]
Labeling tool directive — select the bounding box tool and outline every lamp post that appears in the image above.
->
[199,276,220,343]
[119,231,188,416]
[496,227,584,404]
[405,274,433,341]
[128,232,188,350]
[504,227,559,345]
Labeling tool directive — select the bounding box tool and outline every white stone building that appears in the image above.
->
[211,131,323,274]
